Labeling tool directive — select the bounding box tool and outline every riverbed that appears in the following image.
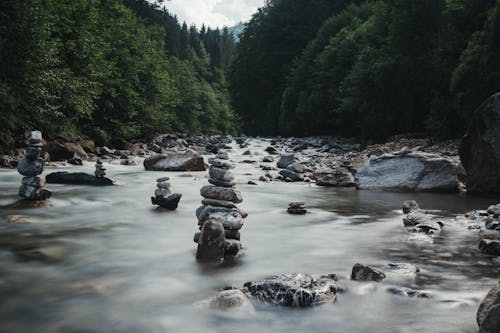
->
[0,138,498,333]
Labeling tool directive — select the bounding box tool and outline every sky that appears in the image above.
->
[163,0,263,28]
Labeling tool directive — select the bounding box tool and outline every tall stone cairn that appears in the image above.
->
[194,153,247,262]
[17,131,52,201]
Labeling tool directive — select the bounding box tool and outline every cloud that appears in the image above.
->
[163,0,262,28]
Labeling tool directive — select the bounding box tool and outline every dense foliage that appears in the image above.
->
[0,0,237,147]
[230,0,500,139]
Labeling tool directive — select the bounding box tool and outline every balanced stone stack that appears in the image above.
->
[17,131,52,201]
[194,153,246,262]
[151,177,182,210]
[94,160,106,178]
[287,202,307,215]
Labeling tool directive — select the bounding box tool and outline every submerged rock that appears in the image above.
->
[209,289,254,311]
[477,282,500,333]
[277,154,297,169]
[151,193,182,210]
[355,152,461,192]
[479,239,500,256]
[351,263,386,282]
[387,287,430,298]
[46,172,114,186]
[144,152,206,171]
[459,92,500,194]
[243,273,339,307]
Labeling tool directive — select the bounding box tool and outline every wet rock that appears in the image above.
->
[17,158,44,177]
[208,158,235,169]
[46,140,88,161]
[387,287,430,298]
[265,146,279,155]
[144,152,206,171]
[196,219,226,262]
[356,152,461,192]
[279,170,304,182]
[200,185,242,203]
[209,166,235,182]
[259,176,270,182]
[351,263,386,282]
[479,239,500,256]
[287,202,307,215]
[262,156,274,163]
[402,202,443,235]
[314,167,355,187]
[67,156,83,165]
[46,172,114,186]
[477,282,500,333]
[387,263,420,275]
[201,198,238,209]
[487,204,500,218]
[196,205,243,230]
[208,178,236,187]
[224,239,242,256]
[247,180,258,185]
[277,154,297,169]
[403,200,420,214]
[459,93,500,194]
[152,193,182,210]
[286,162,305,174]
[225,229,241,241]
[209,289,253,310]
[243,273,339,307]
[242,150,252,156]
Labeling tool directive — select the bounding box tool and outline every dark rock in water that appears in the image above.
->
[144,152,206,171]
[200,185,242,203]
[225,229,241,241]
[243,273,339,307]
[17,158,44,177]
[67,156,83,165]
[46,172,114,186]
[151,193,182,210]
[289,202,305,208]
[459,93,500,194]
[242,150,251,156]
[18,186,52,201]
[265,146,279,155]
[209,166,235,182]
[259,176,270,182]
[351,263,386,282]
[224,239,242,256]
[314,167,355,187]
[209,289,253,310]
[279,170,303,182]
[356,152,461,192]
[479,239,500,256]
[197,205,243,230]
[277,154,297,169]
[262,156,274,163]
[196,219,226,262]
[387,287,430,298]
[403,200,420,214]
[477,282,500,333]
[287,208,307,215]
[247,180,258,185]
[487,204,500,218]
[208,178,236,188]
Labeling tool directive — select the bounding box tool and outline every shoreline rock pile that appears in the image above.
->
[17,131,52,201]
[151,177,182,210]
[194,153,246,262]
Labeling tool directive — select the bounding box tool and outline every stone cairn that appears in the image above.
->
[151,177,182,210]
[17,131,52,201]
[194,153,247,262]
[94,160,106,178]
[287,202,307,215]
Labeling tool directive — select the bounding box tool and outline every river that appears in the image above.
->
[0,138,498,333]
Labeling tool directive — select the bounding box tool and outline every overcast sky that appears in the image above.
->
[163,0,263,28]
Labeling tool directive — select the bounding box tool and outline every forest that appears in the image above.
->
[1,0,500,147]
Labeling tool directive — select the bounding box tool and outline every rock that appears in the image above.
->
[487,204,500,218]
[16,158,44,177]
[196,219,226,262]
[265,146,279,155]
[46,172,114,186]
[477,282,500,333]
[387,263,420,274]
[46,140,88,161]
[262,156,274,163]
[247,180,258,185]
[144,152,206,171]
[209,166,235,182]
[209,289,253,310]
[279,170,304,182]
[196,205,243,230]
[287,208,307,215]
[403,200,420,214]
[224,239,242,256]
[151,193,182,210]
[243,273,339,307]
[459,93,500,194]
[200,185,242,203]
[208,158,235,169]
[315,168,355,187]
[277,154,297,169]
[355,152,461,192]
[479,239,500,256]
[67,156,83,165]
[225,229,241,241]
[259,176,270,182]
[0,155,19,168]
[289,202,305,208]
[387,287,430,298]
[201,198,238,209]
[286,162,305,174]
[78,139,95,154]
[351,263,386,282]
[242,150,252,156]
[208,178,236,187]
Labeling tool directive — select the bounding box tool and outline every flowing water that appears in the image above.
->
[0,138,498,333]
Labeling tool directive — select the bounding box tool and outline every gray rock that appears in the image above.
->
[157,181,171,189]
[225,229,241,241]
[487,204,500,218]
[196,219,226,262]
[387,287,430,298]
[208,158,235,169]
[144,152,206,171]
[351,263,386,282]
[262,156,274,163]
[201,198,237,209]
[209,166,235,182]
[21,176,44,187]
[265,146,279,155]
[356,152,461,192]
[277,154,297,169]
[224,239,242,256]
[201,185,243,203]
[459,93,500,194]
[28,131,42,144]
[151,193,182,210]
[287,162,305,174]
[287,208,307,215]
[209,289,253,310]
[477,282,500,333]
[479,239,500,256]
[259,176,270,182]
[315,168,355,187]
[17,158,44,177]
[18,186,52,201]
[243,273,339,307]
[208,178,236,188]
[196,205,243,230]
[279,170,304,182]
[289,202,305,208]
[403,200,420,214]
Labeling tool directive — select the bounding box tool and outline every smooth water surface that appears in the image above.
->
[0,139,498,333]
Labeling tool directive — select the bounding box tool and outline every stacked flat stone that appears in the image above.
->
[287,202,307,215]
[17,131,52,201]
[94,160,106,178]
[151,177,182,210]
[194,153,247,262]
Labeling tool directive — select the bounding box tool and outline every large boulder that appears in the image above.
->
[144,152,206,171]
[477,282,500,333]
[355,152,461,192]
[46,172,114,186]
[46,140,88,161]
[459,93,500,194]
[314,167,355,187]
